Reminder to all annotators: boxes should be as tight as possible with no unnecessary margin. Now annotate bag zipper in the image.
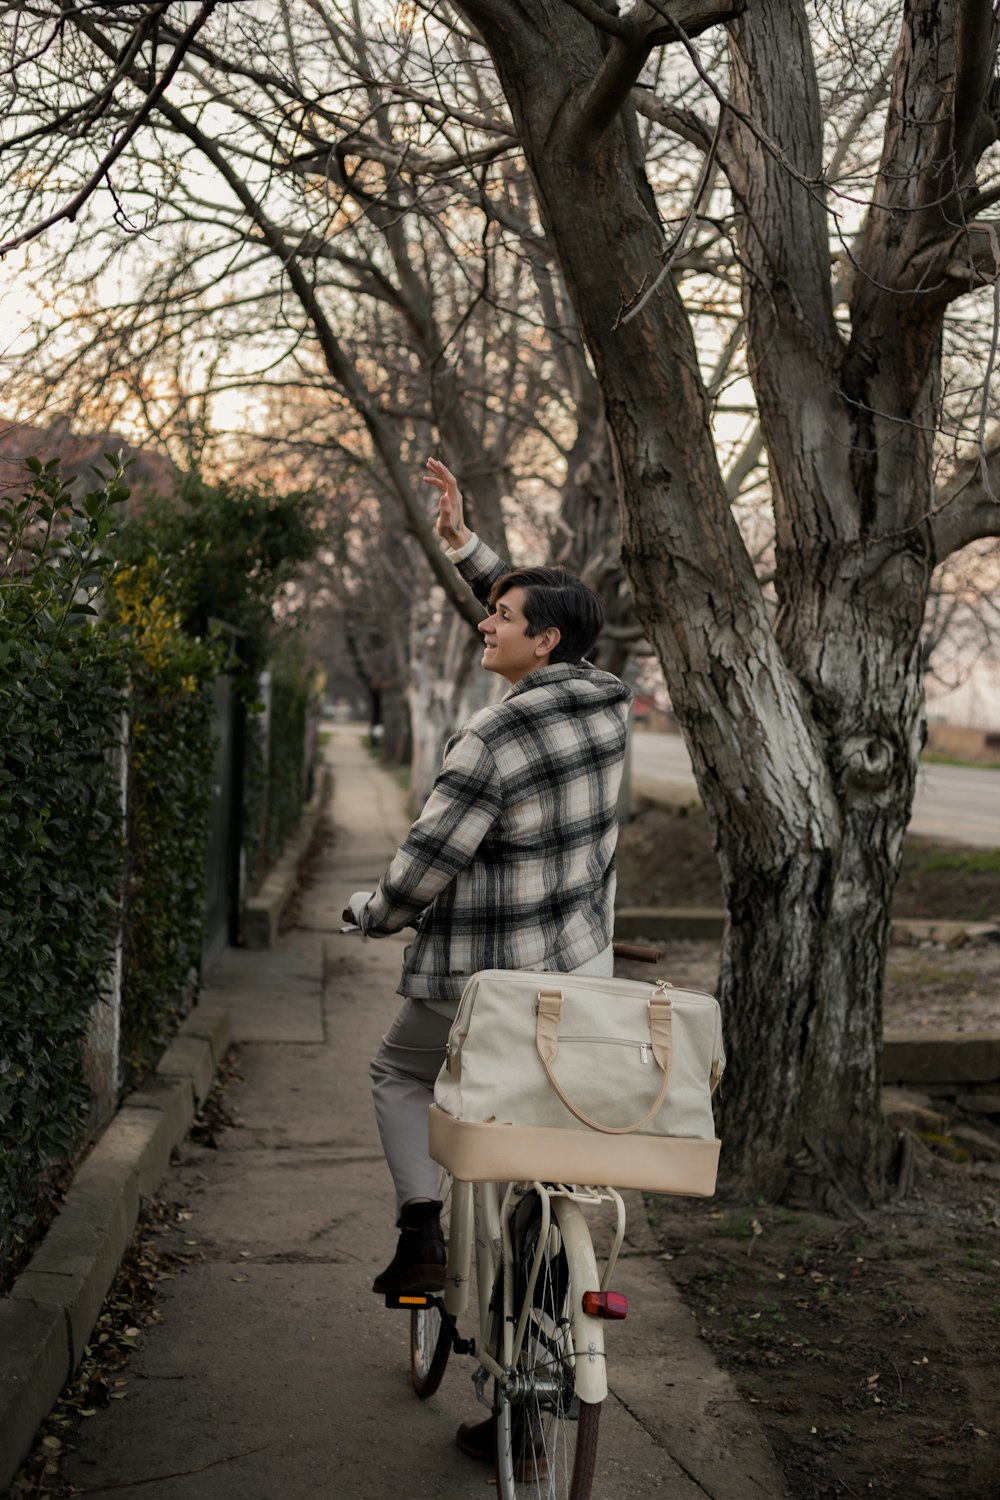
[557,1034,653,1062]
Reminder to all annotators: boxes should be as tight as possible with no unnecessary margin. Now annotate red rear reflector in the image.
[582,1290,629,1320]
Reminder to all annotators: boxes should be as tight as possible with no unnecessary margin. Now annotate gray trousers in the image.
[370,999,454,1222]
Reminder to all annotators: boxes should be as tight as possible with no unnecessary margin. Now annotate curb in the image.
[242,787,325,949]
[883,1031,1000,1088]
[616,905,725,941]
[616,906,1000,950]
[631,772,702,815]
[0,1005,231,1492]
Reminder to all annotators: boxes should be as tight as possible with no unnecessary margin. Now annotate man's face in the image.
[478,586,556,685]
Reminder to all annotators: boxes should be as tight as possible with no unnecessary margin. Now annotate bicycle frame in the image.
[441,1179,627,1406]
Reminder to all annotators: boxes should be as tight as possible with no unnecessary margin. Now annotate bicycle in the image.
[390,1170,628,1500]
[391,941,665,1500]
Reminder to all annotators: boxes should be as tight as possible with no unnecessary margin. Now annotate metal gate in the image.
[202,672,243,977]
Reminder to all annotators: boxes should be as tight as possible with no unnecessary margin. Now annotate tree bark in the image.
[407,606,493,805]
[718,4,937,1204]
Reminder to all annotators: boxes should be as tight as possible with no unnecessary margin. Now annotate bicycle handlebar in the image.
[341,912,662,964]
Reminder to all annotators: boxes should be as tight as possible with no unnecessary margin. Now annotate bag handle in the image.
[534,988,673,1135]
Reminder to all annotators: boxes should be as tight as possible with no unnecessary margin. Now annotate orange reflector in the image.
[398,1295,429,1305]
[582,1290,629,1320]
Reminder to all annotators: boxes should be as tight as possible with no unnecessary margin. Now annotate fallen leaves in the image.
[9,1199,196,1499]
[654,1195,1000,1494]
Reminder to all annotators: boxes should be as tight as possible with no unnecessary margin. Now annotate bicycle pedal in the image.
[384,1291,440,1310]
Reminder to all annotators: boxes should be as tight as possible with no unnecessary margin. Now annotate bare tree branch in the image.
[930,440,1000,559]
[556,0,634,43]
[632,86,717,153]
[0,0,218,256]
[573,0,746,134]
[618,110,722,323]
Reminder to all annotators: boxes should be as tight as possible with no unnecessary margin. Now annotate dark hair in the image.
[488,565,605,664]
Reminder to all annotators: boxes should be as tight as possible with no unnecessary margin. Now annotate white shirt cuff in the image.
[445,532,479,561]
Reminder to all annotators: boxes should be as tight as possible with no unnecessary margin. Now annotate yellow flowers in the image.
[113,561,184,673]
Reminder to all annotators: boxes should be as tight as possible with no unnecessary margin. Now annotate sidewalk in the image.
[52,725,786,1500]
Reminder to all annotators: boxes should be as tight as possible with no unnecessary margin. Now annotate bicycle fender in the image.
[550,1198,608,1404]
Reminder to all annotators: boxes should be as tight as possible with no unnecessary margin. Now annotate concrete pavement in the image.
[50,725,786,1500]
[0,1011,231,1491]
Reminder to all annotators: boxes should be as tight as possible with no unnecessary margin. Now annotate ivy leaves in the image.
[0,456,131,1282]
[0,457,320,1285]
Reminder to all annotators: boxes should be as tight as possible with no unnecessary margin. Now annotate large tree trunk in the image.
[717,7,937,1203]
[456,0,980,1204]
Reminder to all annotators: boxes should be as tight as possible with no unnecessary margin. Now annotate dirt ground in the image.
[615,808,1000,1500]
[616,804,1000,924]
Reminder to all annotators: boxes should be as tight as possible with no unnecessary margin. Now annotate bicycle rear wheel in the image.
[410,1299,451,1398]
[494,1193,600,1500]
[409,1173,452,1398]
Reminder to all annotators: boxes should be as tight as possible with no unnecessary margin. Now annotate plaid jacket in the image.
[358,538,632,1001]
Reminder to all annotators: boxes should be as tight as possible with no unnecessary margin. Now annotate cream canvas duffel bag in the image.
[429,969,725,1196]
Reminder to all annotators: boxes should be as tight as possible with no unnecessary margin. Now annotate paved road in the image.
[631,733,1000,847]
[909,760,1000,845]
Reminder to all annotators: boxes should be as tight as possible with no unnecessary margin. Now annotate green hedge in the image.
[0,459,129,1281]
[267,645,311,862]
[111,559,220,1082]
[0,460,320,1284]
[114,474,320,900]
[241,649,317,896]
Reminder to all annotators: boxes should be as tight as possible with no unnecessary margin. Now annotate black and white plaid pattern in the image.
[359,538,632,1001]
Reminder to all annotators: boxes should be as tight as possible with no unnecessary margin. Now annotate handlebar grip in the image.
[611,940,663,964]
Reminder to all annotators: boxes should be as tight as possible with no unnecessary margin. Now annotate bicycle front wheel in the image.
[494,1193,601,1500]
[409,1172,452,1399]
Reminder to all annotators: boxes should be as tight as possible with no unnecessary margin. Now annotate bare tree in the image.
[0,2,219,252]
[437,0,1000,1205]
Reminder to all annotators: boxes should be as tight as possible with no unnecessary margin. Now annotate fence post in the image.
[82,708,128,1129]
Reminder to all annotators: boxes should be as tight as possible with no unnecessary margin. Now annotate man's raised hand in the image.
[425,457,472,549]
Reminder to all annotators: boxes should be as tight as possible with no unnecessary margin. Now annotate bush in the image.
[115,471,319,687]
[0,457,129,1281]
[0,460,321,1282]
[264,641,316,876]
[113,475,321,897]
[111,561,221,1080]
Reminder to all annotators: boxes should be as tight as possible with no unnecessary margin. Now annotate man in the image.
[345,456,631,1299]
